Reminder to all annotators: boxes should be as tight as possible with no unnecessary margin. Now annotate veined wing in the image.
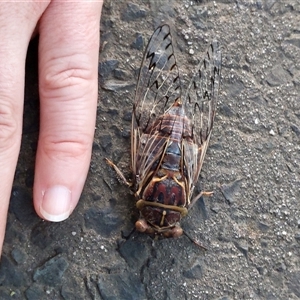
[132,24,182,178]
[183,41,221,201]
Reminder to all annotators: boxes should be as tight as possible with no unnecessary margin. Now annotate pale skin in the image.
[0,1,103,255]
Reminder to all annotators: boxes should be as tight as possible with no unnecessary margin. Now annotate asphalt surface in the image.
[1,0,300,299]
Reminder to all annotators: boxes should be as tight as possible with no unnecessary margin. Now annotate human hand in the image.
[0,1,103,255]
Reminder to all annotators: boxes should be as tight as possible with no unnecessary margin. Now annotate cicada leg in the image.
[189,190,214,209]
[105,158,132,187]
[183,231,208,250]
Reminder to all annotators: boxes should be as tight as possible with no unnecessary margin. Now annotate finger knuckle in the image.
[0,100,19,150]
[41,132,92,161]
[42,55,93,94]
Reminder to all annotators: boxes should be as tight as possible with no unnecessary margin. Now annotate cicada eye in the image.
[163,226,183,238]
[171,226,183,237]
[135,219,148,233]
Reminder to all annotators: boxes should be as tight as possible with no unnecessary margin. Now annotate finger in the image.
[33,1,103,221]
[0,3,49,254]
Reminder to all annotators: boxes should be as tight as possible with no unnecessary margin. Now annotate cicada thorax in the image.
[135,104,193,237]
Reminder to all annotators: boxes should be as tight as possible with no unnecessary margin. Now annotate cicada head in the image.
[135,199,188,238]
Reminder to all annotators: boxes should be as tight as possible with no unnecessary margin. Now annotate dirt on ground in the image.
[1,0,300,299]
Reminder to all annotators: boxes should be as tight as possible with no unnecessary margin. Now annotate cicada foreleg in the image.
[189,190,214,209]
[105,158,132,187]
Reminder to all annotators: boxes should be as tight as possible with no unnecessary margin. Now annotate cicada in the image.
[106,24,221,238]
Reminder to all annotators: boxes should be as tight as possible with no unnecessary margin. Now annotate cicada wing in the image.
[134,131,169,188]
[183,41,221,198]
[182,139,199,204]
[132,24,182,178]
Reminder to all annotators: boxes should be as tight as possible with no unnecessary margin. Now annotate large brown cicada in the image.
[106,24,221,238]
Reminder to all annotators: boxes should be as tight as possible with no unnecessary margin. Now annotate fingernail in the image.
[40,185,72,222]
